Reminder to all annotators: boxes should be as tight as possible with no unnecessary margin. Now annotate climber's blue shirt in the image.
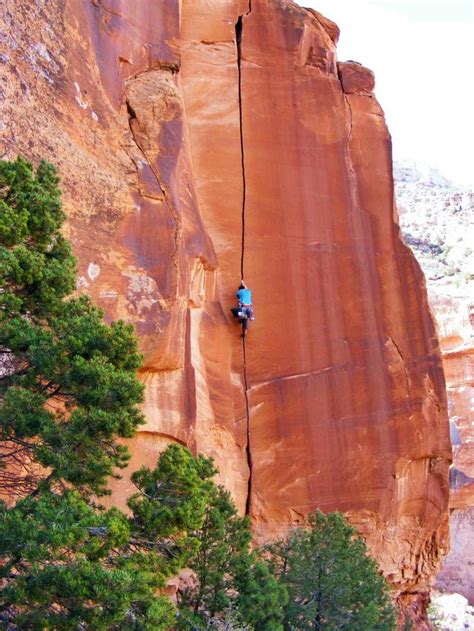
[237,288,252,305]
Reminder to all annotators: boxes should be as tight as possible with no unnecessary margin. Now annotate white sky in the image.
[295,0,474,186]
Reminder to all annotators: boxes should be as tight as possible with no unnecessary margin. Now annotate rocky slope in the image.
[429,591,474,630]
[395,161,473,289]
[396,162,474,605]
[0,0,451,621]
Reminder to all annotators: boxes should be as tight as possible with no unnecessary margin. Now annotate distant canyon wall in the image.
[431,300,473,603]
[396,166,474,604]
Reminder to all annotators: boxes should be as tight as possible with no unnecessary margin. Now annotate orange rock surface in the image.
[0,0,451,619]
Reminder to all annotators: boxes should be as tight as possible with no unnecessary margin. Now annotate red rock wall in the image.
[0,0,451,617]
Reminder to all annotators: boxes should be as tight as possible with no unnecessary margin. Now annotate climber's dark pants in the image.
[231,305,254,320]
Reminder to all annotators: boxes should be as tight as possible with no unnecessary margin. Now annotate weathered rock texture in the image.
[396,165,474,604]
[0,0,451,619]
[428,304,473,605]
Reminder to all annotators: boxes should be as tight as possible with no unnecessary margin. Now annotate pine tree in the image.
[177,485,286,630]
[0,444,217,629]
[266,511,396,631]
[0,491,175,629]
[0,157,144,499]
[234,558,287,631]
[178,485,250,619]
[128,443,218,576]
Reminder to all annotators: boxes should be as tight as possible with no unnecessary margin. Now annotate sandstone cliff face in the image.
[0,0,451,618]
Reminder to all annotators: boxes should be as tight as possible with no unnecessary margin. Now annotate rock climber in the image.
[231,280,255,328]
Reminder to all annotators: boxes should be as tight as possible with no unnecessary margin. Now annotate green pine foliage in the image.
[178,485,251,619]
[234,558,287,631]
[0,157,144,498]
[128,444,218,577]
[0,157,76,318]
[0,443,220,629]
[177,485,286,630]
[266,511,397,630]
[0,491,175,629]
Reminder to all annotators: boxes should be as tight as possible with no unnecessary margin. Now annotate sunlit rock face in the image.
[396,163,474,605]
[1,0,450,619]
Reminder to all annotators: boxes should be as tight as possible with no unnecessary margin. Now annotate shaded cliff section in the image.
[432,300,474,603]
[396,167,474,603]
[0,0,451,622]
[438,335,474,603]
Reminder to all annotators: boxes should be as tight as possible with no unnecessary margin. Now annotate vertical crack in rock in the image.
[342,93,355,179]
[242,333,252,516]
[235,1,252,516]
[235,15,246,281]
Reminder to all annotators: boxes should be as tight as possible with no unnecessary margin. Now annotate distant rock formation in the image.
[430,591,474,630]
[394,160,453,188]
[396,160,473,287]
[396,162,474,604]
[1,1,451,622]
